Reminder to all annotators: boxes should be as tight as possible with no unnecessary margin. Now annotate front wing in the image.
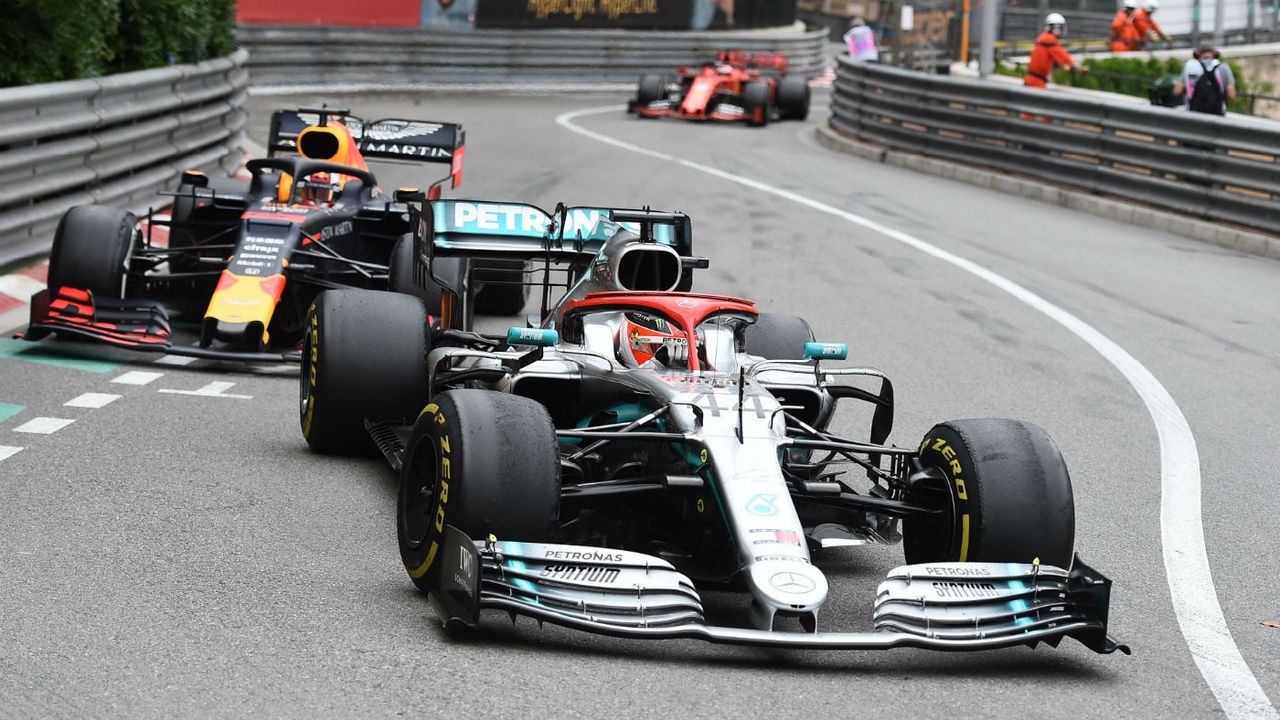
[22,287,300,363]
[427,526,1130,654]
[629,98,749,123]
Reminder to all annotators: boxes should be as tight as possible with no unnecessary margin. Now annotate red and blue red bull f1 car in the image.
[21,107,463,362]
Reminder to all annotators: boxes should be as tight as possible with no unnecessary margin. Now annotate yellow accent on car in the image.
[409,540,439,579]
[204,271,286,340]
[959,513,970,562]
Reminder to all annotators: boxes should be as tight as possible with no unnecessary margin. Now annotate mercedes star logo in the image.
[770,571,816,594]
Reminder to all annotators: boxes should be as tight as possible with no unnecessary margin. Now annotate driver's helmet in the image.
[617,312,691,369]
[296,172,337,205]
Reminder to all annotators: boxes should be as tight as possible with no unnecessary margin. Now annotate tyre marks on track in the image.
[554,105,1277,720]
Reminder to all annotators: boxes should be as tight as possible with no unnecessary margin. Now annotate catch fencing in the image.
[0,50,247,267]
[236,24,828,85]
[829,58,1280,235]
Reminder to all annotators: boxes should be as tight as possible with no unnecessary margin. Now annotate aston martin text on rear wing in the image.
[427,200,692,261]
[268,110,465,165]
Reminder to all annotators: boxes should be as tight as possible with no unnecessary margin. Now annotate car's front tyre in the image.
[904,418,1075,568]
[398,389,561,591]
[300,289,431,455]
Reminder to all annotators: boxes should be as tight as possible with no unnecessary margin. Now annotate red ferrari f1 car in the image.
[629,51,810,127]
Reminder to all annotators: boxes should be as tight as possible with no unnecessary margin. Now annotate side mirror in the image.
[803,342,848,361]
[180,170,209,188]
[396,187,426,203]
[507,327,558,347]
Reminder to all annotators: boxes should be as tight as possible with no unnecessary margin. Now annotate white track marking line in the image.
[157,381,252,400]
[13,417,74,434]
[154,354,197,367]
[556,105,1277,720]
[64,393,121,409]
[0,446,21,462]
[0,273,45,299]
[111,370,164,386]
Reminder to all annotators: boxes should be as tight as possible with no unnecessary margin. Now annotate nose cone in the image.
[746,560,829,615]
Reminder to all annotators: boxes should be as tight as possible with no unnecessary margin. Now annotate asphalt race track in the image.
[1,89,1277,718]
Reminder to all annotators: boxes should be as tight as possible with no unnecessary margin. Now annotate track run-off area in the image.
[1,90,1277,718]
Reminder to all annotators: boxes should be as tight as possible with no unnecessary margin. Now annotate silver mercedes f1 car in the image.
[298,199,1128,655]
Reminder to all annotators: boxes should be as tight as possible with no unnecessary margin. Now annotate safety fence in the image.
[829,58,1280,235]
[0,50,247,267]
[236,24,829,86]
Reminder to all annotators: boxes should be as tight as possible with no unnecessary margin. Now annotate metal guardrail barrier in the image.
[0,49,247,267]
[236,25,829,85]
[829,58,1280,235]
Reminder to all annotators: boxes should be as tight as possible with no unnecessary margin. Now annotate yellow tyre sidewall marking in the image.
[408,403,449,579]
[922,435,972,562]
[302,312,319,438]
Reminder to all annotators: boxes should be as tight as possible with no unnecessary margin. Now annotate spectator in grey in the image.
[422,0,475,29]
[1173,42,1236,115]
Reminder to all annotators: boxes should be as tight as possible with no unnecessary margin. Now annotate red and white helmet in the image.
[618,312,689,369]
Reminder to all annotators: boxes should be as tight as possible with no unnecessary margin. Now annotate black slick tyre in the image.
[398,389,561,591]
[904,419,1075,568]
[636,74,667,110]
[48,205,136,298]
[389,233,449,318]
[300,289,430,455]
[776,75,811,120]
[745,312,814,359]
[743,81,772,127]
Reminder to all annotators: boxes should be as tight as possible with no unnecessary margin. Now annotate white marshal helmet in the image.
[1122,0,1137,8]
[1046,12,1066,25]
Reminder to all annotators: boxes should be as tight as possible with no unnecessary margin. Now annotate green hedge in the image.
[0,0,236,88]
[997,56,1254,114]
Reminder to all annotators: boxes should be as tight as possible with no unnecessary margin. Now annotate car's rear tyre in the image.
[398,389,561,591]
[743,81,773,127]
[472,260,530,316]
[776,75,811,120]
[390,233,445,319]
[300,289,431,455]
[745,312,814,359]
[49,205,136,298]
[636,74,668,111]
[904,419,1075,568]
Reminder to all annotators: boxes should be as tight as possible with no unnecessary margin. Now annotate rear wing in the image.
[267,108,465,195]
[426,201,693,261]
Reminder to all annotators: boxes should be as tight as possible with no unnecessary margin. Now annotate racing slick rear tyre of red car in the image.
[635,74,668,114]
[904,419,1075,569]
[300,289,431,455]
[398,389,561,591]
[776,75,811,121]
[48,205,136,298]
[743,81,773,127]
[745,312,815,359]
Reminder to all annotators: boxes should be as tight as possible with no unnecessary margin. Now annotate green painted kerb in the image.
[0,338,120,373]
[0,403,23,423]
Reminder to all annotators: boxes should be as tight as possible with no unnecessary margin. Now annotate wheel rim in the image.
[299,321,316,421]
[400,432,440,550]
[904,466,959,561]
